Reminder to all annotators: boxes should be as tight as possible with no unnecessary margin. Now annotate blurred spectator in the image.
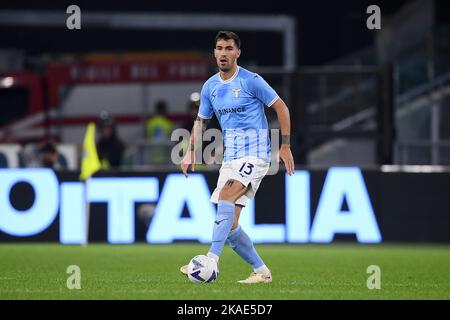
[40,142,59,169]
[97,111,125,168]
[39,142,68,170]
[145,100,174,164]
[146,100,174,142]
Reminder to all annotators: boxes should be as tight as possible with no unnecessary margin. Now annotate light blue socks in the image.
[208,201,269,274]
[209,200,235,257]
[227,225,265,269]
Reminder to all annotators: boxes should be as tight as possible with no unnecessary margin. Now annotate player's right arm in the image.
[181,83,213,177]
[181,117,210,177]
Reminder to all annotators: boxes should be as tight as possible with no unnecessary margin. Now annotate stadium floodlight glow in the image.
[190,92,200,102]
[0,169,59,236]
[0,77,14,88]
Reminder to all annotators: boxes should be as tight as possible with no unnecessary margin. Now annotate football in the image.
[187,255,218,283]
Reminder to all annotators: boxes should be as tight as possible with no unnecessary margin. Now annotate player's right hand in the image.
[181,150,196,177]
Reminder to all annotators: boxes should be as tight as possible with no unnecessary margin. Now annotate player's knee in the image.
[218,187,234,201]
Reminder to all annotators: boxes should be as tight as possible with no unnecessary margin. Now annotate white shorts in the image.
[210,156,270,207]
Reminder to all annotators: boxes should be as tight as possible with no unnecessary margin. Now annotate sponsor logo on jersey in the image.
[218,106,246,116]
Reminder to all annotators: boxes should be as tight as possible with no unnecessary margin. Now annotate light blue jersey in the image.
[198,66,279,162]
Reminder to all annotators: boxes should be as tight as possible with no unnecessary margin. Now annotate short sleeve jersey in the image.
[198,66,279,162]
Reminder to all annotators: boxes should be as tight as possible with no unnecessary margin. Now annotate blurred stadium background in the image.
[0,0,449,300]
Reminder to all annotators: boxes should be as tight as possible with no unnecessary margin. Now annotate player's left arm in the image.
[271,98,295,175]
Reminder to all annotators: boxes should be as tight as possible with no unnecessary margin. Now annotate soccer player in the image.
[180,30,294,284]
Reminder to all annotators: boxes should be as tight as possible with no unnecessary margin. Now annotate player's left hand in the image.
[277,145,295,175]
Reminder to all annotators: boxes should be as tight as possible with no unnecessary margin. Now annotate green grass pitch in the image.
[0,243,449,299]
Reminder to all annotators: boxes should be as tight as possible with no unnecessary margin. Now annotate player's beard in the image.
[217,58,234,73]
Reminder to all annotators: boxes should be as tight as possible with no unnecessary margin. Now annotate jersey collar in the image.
[219,66,240,84]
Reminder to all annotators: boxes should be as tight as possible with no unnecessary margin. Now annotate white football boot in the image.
[180,265,188,275]
[237,272,272,284]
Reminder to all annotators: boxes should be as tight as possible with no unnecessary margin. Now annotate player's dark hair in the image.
[215,30,241,49]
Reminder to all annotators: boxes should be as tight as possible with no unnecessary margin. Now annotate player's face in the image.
[214,39,241,72]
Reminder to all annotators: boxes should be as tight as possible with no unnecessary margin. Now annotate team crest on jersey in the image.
[231,88,241,98]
